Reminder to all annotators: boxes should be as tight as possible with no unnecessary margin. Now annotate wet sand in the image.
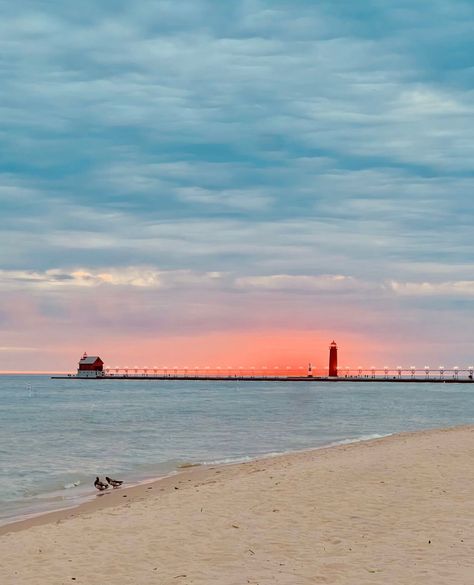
[2,426,474,584]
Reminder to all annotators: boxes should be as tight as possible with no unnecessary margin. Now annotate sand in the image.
[2,426,474,584]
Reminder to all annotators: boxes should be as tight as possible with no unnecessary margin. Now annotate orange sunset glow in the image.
[0,330,394,375]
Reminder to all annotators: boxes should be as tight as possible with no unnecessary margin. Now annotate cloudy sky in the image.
[1,0,473,371]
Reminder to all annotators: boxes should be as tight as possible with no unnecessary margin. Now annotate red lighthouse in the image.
[329,341,338,377]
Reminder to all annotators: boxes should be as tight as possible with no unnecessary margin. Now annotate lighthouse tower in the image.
[329,341,338,377]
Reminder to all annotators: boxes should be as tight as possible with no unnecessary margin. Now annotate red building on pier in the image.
[77,353,104,377]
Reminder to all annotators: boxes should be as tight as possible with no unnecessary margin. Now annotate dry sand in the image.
[1,426,474,584]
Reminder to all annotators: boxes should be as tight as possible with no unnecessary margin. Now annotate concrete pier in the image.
[52,374,474,383]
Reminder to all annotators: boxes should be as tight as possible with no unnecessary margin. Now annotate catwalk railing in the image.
[99,366,474,381]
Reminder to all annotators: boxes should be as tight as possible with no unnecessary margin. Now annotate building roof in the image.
[79,356,103,365]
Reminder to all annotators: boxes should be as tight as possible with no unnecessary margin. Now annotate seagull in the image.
[94,476,109,491]
[106,476,123,488]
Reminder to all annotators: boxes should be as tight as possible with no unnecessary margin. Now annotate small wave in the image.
[63,481,81,489]
[326,433,392,447]
[202,455,254,465]
[200,435,392,467]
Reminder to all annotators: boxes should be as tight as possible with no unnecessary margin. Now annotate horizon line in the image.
[0,371,70,375]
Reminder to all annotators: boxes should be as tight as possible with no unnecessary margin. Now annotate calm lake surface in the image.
[1,375,474,525]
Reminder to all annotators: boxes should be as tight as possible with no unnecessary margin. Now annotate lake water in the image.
[1,375,474,525]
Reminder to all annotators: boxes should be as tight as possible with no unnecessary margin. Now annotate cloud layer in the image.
[1,1,474,369]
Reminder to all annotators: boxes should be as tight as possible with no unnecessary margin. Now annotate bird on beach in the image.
[106,476,123,488]
[94,476,109,491]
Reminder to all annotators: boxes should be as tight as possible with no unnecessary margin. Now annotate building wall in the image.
[77,369,104,378]
[78,364,103,371]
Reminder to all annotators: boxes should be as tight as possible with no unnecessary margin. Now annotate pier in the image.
[53,365,474,383]
[52,347,474,383]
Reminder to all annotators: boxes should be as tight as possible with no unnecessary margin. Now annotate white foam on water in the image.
[200,433,392,467]
[201,455,254,465]
[326,433,392,448]
[63,481,81,489]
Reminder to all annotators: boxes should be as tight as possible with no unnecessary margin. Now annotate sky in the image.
[1,0,474,372]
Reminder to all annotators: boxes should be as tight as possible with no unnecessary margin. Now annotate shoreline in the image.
[0,464,214,536]
[2,424,474,584]
[0,424,465,537]
[0,432,389,535]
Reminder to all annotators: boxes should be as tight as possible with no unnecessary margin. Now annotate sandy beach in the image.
[1,426,474,584]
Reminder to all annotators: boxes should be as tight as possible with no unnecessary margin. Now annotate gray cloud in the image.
[1,1,474,367]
